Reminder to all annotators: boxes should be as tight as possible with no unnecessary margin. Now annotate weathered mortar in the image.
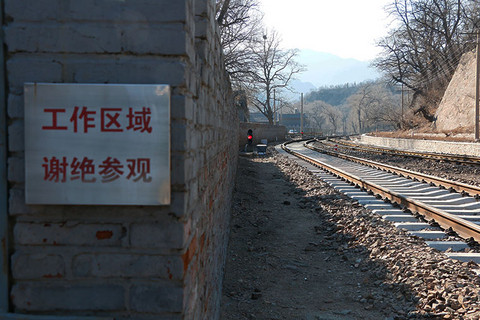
[4,0,238,319]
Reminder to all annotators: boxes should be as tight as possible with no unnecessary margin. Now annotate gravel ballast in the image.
[221,150,480,319]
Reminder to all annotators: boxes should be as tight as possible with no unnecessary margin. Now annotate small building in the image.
[279,109,308,132]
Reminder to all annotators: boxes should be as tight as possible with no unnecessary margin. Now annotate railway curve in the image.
[282,139,480,255]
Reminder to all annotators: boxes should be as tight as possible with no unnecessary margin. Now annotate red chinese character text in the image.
[126,107,152,133]
[71,157,96,182]
[126,158,152,182]
[70,106,96,133]
[98,157,124,182]
[42,156,68,182]
[42,109,68,130]
[101,108,123,132]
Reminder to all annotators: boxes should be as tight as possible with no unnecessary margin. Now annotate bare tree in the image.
[363,85,402,130]
[248,30,305,124]
[344,82,402,133]
[305,102,326,132]
[346,83,378,134]
[308,101,341,135]
[323,105,342,134]
[347,111,359,134]
[216,0,263,89]
[374,0,479,125]
[216,0,231,25]
[216,2,305,123]
[339,105,350,135]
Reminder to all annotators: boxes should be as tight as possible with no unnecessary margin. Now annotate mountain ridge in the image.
[295,49,380,88]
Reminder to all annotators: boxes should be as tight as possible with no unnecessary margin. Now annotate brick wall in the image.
[4,0,237,319]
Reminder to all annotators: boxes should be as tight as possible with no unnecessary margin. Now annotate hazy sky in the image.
[260,0,393,61]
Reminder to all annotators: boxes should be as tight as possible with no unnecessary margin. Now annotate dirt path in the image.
[220,153,417,320]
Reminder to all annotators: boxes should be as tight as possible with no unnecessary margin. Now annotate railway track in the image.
[308,139,480,198]
[281,140,480,261]
[324,137,480,166]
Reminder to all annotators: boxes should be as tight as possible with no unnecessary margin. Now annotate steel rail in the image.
[327,138,480,165]
[306,140,480,198]
[282,141,480,243]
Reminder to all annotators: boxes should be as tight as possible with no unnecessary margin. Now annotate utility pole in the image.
[279,100,282,125]
[401,83,404,130]
[301,93,304,136]
[476,29,480,141]
[273,89,276,125]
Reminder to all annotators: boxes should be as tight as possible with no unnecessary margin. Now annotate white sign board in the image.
[24,83,170,205]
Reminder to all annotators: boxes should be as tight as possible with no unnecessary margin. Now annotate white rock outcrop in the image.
[435,51,476,132]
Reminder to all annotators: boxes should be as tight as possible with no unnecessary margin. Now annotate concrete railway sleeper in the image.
[281,140,480,263]
[307,139,480,198]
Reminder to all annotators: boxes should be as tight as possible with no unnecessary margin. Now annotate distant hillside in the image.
[289,79,316,95]
[304,83,361,106]
[282,79,316,101]
[296,49,380,88]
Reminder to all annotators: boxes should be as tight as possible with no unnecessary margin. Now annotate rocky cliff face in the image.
[435,51,476,132]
